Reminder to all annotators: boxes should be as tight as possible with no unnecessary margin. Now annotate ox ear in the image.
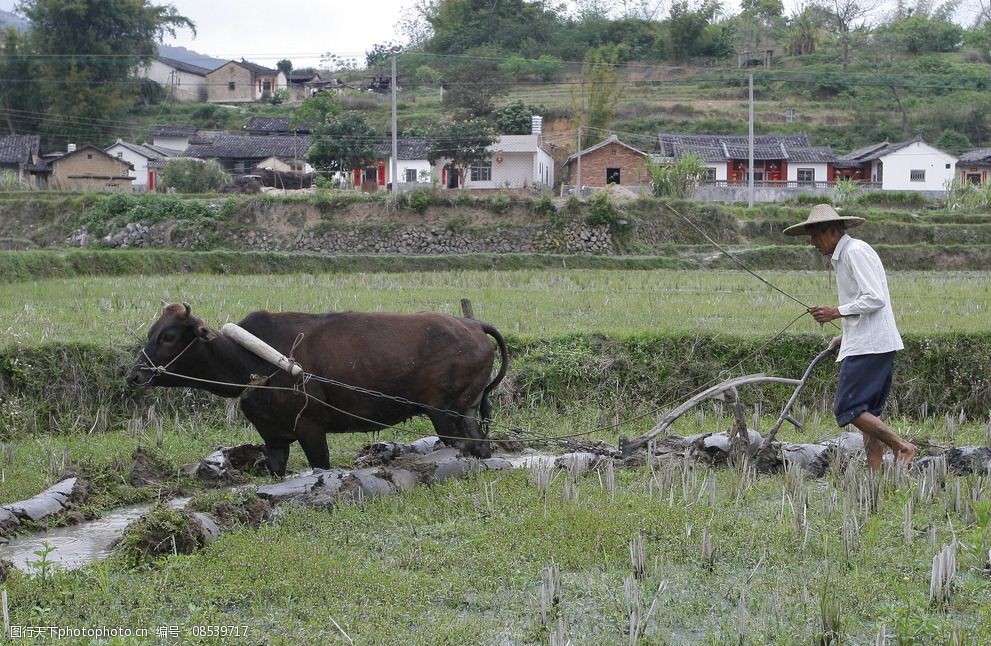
[193,321,217,342]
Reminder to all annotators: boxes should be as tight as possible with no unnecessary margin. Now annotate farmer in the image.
[784,204,916,470]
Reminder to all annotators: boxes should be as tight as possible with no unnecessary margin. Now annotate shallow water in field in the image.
[2,498,189,574]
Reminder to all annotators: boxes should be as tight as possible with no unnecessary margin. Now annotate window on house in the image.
[228,81,236,91]
[797,168,815,183]
[606,168,621,184]
[910,169,925,182]
[703,168,716,182]
[117,152,124,159]
[470,161,492,182]
[404,168,418,183]
[263,80,272,92]
[233,161,245,174]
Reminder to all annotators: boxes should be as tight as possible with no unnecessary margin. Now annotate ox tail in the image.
[479,322,509,430]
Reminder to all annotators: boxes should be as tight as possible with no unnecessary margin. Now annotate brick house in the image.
[205,59,287,103]
[564,134,652,191]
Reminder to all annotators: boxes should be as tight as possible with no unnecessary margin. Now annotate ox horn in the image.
[182,302,192,319]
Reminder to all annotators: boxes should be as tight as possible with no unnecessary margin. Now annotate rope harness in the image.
[136,208,830,448]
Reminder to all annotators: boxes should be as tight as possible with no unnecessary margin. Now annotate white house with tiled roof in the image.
[141,57,214,102]
[657,132,837,185]
[837,137,956,192]
[105,139,181,191]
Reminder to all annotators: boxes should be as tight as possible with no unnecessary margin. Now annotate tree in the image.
[648,153,707,198]
[666,0,734,63]
[440,45,510,118]
[0,27,39,134]
[159,159,228,193]
[276,58,293,76]
[424,0,563,57]
[20,0,193,144]
[786,4,828,55]
[294,92,342,126]
[821,0,883,72]
[426,119,496,189]
[492,101,546,134]
[306,114,380,178]
[571,46,624,143]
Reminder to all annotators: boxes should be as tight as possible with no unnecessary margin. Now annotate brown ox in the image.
[126,304,509,476]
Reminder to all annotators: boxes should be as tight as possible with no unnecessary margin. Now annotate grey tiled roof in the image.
[151,125,198,137]
[958,148,991,164]
[839,137,925,162]
[107,140,181,160]
[658,132,812,157]
[157,56,213,76]
[373,138,430,160]
[235,59,278,76]
[184,134,311,159]
[243,117,313,134]
[565,134,649,165]
[658,132,834,163]
[0,134,40,164]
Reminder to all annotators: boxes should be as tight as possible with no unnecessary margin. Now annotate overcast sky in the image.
[0,0,412,68]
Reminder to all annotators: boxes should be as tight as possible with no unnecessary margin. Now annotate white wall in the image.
[705,164,727,181]
[152,135,190,151]
[881,142,957,192]
[105,143,146,189]
[786,163,829,183]
[143,60,207,102]
[388,159,432,185]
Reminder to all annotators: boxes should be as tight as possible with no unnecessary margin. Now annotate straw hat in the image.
[783,204,865,236]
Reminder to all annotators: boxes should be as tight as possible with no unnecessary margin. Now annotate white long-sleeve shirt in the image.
[831,234,904,361]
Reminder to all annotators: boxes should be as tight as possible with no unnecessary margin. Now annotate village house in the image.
[45,144,134,191]
[348,138,431,193]
[435,118,554,193]
[563,134,652,193]
[183,134,311,176]
[205,60,287,103]
[836,137,957,195]
[657,132,837,186]
[150,125,201,151]
[0,134,41,187]
[955,149,991,186]
[105,139,181,191]
[140,56,213,102]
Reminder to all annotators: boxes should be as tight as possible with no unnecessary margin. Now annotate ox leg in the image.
[297,431,331,471]
[429,411,491,459]
[264,441,291,477]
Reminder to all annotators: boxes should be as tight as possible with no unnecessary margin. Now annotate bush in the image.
[405,189,431,214]
[159,159,229,194]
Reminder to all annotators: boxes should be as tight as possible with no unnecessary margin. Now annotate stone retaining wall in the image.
[69,220,618,255]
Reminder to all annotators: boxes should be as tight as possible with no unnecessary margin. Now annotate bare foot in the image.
[895,443,917,463]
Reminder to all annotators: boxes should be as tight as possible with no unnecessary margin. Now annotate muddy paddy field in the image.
[1,268,991,644]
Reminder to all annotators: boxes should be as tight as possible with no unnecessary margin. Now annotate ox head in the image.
[126,302,217,388]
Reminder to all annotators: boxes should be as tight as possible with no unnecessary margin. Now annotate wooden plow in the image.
[619,347,839,471]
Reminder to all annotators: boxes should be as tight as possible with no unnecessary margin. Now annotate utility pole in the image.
[748,73,754,209]
[576,125,582,197]
[390,48,399,193]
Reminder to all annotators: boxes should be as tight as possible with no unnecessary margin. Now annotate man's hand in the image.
[808,305,841,323]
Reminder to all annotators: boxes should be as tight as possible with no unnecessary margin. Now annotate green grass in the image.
[3,453,989,644]
[1,269,989,349]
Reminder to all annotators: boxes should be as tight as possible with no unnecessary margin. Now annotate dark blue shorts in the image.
[833,351,896,427]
